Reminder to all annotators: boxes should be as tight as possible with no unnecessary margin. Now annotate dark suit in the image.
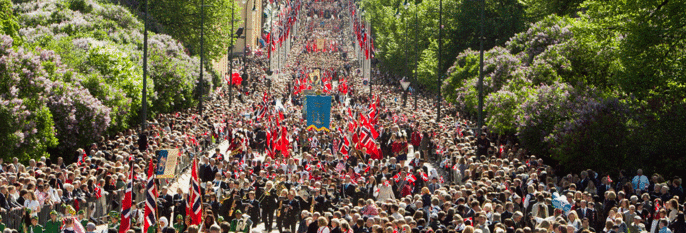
[260,188,277,231]
[597,184,611,202]
[173,193,187,219]
[0,193,9,210]
[341,183,356,200]
[501,211,513,221]
[159,193,173,220]
[244,199,260,227]
[284,198,300,233]
[202,165,217,183]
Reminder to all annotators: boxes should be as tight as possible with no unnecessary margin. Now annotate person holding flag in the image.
[119,161,134,233]
[144,158,158,233]
[188,157,204,226]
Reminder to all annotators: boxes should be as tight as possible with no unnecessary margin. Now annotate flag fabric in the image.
[144,159,158,233]
[94,185,102,199]
[77,152,87,166]
[119,163,134,233]
[406,174,417,184]
[339,136,350,155]
[71,217,86,233]
[189,158,203,225]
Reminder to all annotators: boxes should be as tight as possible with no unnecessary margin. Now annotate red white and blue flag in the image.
[119,163,134,233]
[189,158,203,225]
[144,159,158,233]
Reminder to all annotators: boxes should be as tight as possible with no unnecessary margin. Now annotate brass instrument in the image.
[258,187,272,202]
[276,198,284,217]
[228,190,237,217]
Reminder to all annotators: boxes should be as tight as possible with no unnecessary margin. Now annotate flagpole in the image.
[197,156,204,225]
[153,161,159,233]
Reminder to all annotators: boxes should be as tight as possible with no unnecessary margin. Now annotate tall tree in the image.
[149,0,241,61]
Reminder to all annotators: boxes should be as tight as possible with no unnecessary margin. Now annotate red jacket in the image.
[411,132,422,147]
[401,183,413,197]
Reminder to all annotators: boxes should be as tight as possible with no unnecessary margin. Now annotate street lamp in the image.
[477,0,485,135]
[362,9,372,100]
[413,0,418,110]
[242,0,249,87]
[400,2,409,107]
[198,0,207,117]
[139,0,149,150]
[228,0,237,107]
[435,0,444,123]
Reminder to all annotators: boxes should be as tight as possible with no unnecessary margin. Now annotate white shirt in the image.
[318,226,330,233]
[24,199,40,213]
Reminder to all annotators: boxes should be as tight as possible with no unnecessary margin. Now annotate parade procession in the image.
[1,0,685,231]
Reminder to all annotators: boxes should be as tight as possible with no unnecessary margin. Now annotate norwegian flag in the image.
[359,125,373,147]
[336,162,346,173]
[119,163,134,233]
[392,174,400,182]
[188,158,203,225]
[367,101,378,123]
[339,136,350,156]
[440,176,445,184]
[144,159,158,233]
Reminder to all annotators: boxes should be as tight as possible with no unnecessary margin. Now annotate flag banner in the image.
[155,149,179,178]
[316,39,326,52]
[306,95,332,131]
[309,68,322,86]
[189,158,203,225]
[144,158,157,233]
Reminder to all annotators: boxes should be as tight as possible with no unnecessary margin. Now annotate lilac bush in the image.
[514,82,575,156]
[543,89,631,170]
[12,0,211,136]
[505,15,573,65]
[0,35,59,161]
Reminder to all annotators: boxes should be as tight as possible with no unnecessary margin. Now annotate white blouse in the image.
[318,226,330,233]
[376,184,395,203]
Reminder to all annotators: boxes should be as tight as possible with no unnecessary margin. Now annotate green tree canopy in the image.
[149,0,242,61]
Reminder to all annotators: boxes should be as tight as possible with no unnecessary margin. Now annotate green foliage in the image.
[69,0,93,13]
[0,36,59,162]
[416,39,439,91]
[364,0,528,93]
[576,0,686,100]
[438,1,686,175]
[85,44,146,131]
[0,0,20,43]
[443,49,479,106]
[545,96,633,173]
[520,0,585,21]
[148,0,241,61]
[5,0,211,159]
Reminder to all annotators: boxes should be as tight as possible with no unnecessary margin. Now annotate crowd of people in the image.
[1,0,685,233]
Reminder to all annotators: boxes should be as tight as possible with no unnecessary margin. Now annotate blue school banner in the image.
[155,149,179,178]
[306,95,332,131]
